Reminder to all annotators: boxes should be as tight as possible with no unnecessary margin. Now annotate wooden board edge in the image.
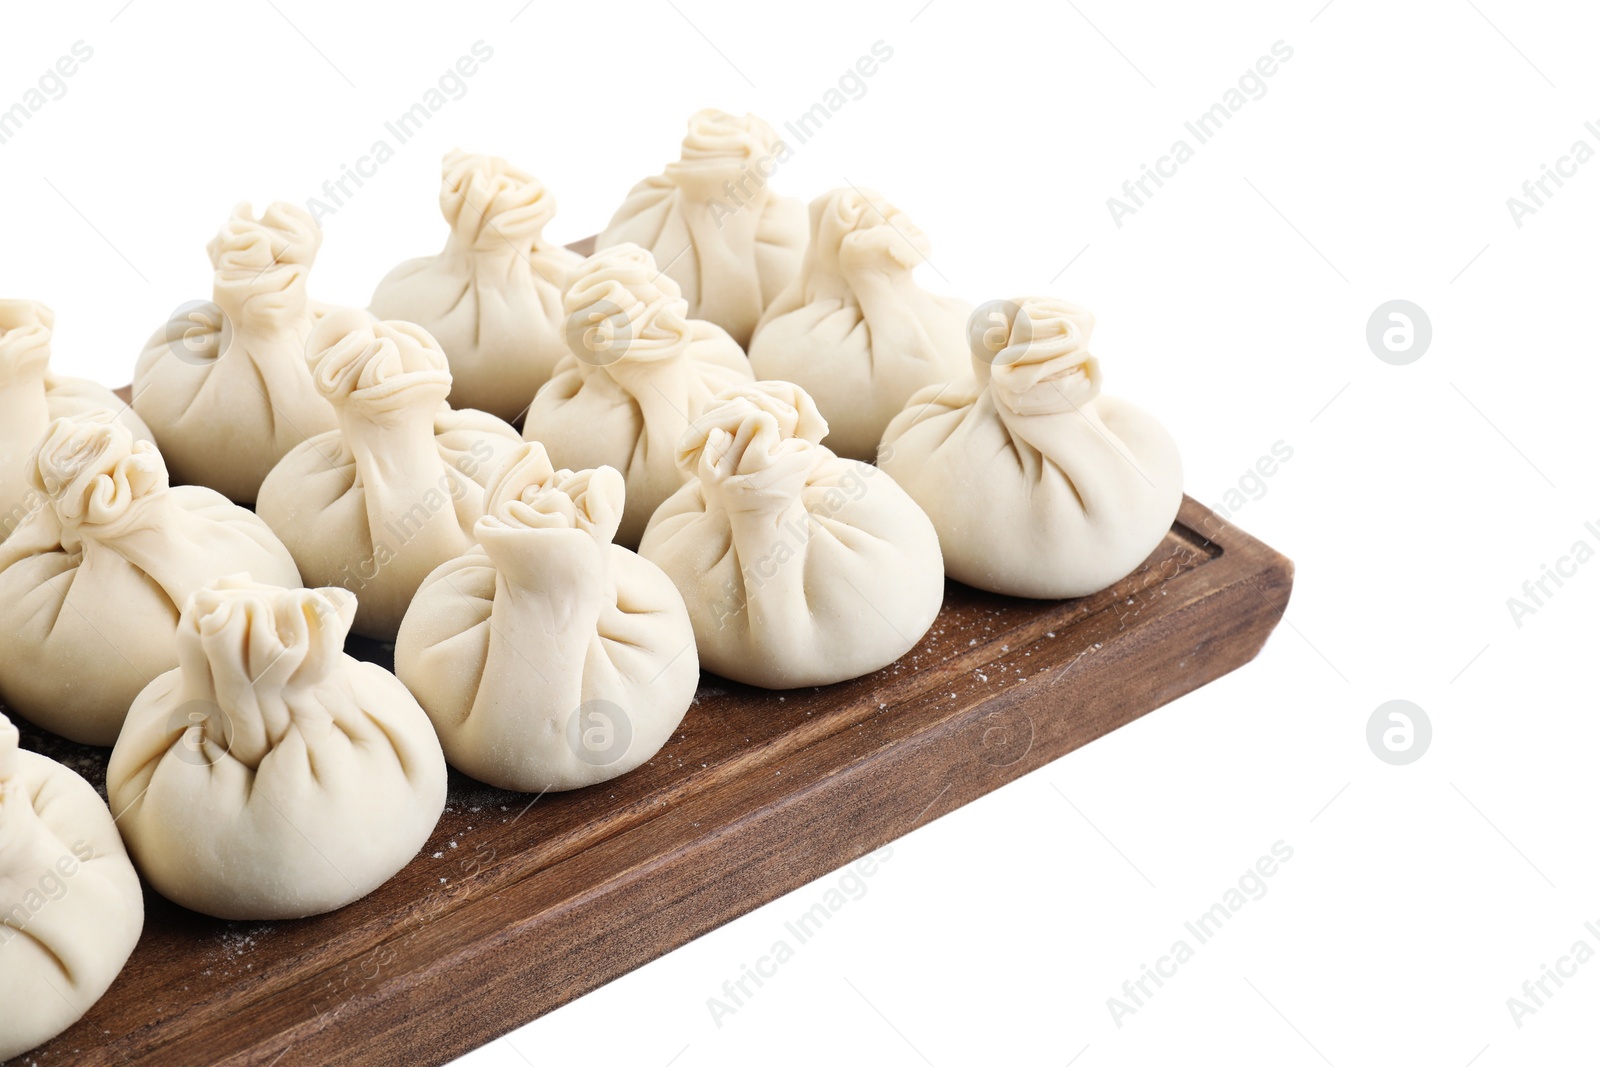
[136,516,1294,1066]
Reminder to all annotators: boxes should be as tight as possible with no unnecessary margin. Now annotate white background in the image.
[4,1,1597,1064]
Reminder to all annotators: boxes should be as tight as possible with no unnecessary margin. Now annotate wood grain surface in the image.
[8,496,1293,1066]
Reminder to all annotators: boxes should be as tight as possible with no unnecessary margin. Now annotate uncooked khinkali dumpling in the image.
[396,443,697,791]
[523,242,752,546]
[370,150,584,423]
[597,109,806,347]
[256,310,522,640]
[0,300,152,541]
[132,202,341,503]
[0,714,144,1062]
[0,415,301,745]
[748,188,972,461]
[107,577,447,920]
[879,296,1183,599]
[639,381,943,688]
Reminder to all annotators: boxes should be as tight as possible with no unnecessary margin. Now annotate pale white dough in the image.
[107,577,447,920]
[256,310,523,640]
[369,150,584,423]
[0,300,152,541]
[597,109,806,347]
[522,242,753,547]
[0,415,302,745]
[879,296,1184,599]
[131,202,345,504]
[0,714,144,1061]
[639,381,944,688]
[395,443,698,792]
[748,187,972,461]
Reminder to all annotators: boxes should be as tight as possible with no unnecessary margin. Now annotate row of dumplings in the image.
[0,108,1183,1059]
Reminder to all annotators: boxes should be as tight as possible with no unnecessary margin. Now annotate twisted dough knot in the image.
[207,202,322,277]
[481,441,626,545]
[676,380,829,482]
[972,296,1103,416]
[30,415,166,532]
[440,150,560,252]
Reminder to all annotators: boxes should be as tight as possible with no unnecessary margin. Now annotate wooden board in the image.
[8,495,1292,1066]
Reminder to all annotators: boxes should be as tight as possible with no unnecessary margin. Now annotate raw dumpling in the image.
[132,202,341,504]
[639,381,943,688]
[370,150,583,423]
[0,300,152,541]
[107,577,448,920]
[0,714,143,1062]
[396,443,698,792]
[879,296,1183,599]
[522,242,752,546]
[748,188,971,461]
[256,309,523,640]
[0,415,301,745]
[597,109,806,347]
